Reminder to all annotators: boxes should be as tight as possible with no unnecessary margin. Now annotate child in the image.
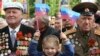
[28,31,74,56]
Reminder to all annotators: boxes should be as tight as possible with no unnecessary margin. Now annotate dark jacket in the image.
[0,24,35,52]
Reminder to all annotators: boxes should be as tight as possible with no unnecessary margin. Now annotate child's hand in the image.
[33,30,40,40]
[60,32,69,42]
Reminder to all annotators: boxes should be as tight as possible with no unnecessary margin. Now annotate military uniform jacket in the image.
[64,27,100,56]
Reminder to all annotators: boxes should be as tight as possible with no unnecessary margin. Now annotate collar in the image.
[9,24,21,33]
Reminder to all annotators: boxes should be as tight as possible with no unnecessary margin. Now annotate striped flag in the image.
[60,7,80,20]
[60,7,70,20]
[0,0,2,8]
[35,3,50,18]
[60,7,80,25]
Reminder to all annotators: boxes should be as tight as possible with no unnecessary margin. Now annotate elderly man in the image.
[0,2,35,56]
[65,2,100,56]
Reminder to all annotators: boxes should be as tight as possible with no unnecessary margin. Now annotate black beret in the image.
[72,2,98,16]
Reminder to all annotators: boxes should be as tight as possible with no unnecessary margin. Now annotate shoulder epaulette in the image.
[64,29,76,35]
[95,27,100,36]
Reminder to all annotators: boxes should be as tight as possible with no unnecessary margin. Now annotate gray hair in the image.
[39,16,49,26]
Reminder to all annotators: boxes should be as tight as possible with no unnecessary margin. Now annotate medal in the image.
[25,37,28,40]
[95,41,99,47]
[78,43,81,46]
[28,38,31,41]
[69,35,73,39]
[75,41,78,45]
[17,41,20,46]
[4,52,7,56]
[8,50,11,54]
[5,34,8,38]
[0,53,4,56]
[6,45,9,49]
[5,38,8,42]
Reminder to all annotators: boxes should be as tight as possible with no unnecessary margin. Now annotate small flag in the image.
[60,7,70,20]
[0,0,2,8]
[60,7,80,26]
[60,7,80,20]
[34,3,50,18]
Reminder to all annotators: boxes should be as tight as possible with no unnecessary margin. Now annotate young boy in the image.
[28,31,74,56]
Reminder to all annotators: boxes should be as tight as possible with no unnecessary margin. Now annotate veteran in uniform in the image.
[64,2,100,56]
[0,2,35,56]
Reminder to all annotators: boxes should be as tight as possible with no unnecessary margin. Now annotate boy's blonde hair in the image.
[42,35,60,47]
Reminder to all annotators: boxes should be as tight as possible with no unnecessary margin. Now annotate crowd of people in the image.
[0,1,100,56]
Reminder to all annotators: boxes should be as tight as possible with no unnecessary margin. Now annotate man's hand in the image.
[60,32,69,42]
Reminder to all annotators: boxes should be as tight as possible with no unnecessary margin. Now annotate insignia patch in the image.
[95,41,99,47]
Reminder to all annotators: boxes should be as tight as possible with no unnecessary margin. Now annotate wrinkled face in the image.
[62,19,72,29]
[62,19,67,28]
[77,15,95,32]
[42,43,59,56]
[65,19,73,28]
[33,19,45,30]
[5,8,22,26]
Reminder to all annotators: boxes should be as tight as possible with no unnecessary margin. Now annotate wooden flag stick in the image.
[36,18,39,31]
[60,19,62,32]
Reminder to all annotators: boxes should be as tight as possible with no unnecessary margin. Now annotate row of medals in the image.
[68,34,99,55]
[0,32,32,56]
[17,35,32,56]
[0,32,11,56]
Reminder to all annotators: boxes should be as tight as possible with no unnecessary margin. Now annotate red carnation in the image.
[17,31,24,40]
[88,38,95,47]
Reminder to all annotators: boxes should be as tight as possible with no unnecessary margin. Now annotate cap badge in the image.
[85,8,90,12]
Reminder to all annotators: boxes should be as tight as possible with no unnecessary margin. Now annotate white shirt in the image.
[9,24,21,38]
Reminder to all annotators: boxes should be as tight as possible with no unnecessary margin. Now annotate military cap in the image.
[3,2,24,12]
[72,2,98,16]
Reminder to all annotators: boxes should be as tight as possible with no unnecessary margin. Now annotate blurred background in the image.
[0,0,100,19]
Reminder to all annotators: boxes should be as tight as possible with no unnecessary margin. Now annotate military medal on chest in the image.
[87,38,100,56]
[0,32,11,56]
[16,31,32,56]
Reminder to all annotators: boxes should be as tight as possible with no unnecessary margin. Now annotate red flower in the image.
[17,31,24,40]
[88,38,95,47]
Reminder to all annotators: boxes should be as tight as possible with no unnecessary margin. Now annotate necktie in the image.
[11,30,16,47]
